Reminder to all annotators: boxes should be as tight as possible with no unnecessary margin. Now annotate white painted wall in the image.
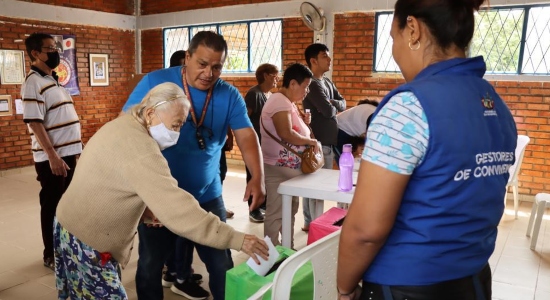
[0,0,135,30]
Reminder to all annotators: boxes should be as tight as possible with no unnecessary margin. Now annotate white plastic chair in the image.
[248,230,341,300]
[506,135,530,219]
[526,193,550,250]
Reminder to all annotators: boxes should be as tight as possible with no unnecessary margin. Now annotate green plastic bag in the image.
[225,246,314,300]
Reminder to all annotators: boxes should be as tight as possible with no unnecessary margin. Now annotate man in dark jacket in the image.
[302,43,346,230]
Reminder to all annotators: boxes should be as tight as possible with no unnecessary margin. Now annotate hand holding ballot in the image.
[242,234,270,265]
[247,236,280,276]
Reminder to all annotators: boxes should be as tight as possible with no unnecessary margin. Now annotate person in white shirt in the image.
[21,32,82,270]
[335,99,378,164]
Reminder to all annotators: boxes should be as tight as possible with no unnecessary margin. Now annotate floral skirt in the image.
[53,218,127,300]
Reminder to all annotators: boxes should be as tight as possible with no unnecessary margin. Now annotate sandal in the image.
[301,226,309,232]
[43,257,55,271]
[226,209,235,219]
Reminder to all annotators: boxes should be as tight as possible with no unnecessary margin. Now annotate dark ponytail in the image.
[464,0,486,11]
[394,0,487,51]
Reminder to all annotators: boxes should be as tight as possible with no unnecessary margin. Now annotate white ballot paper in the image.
[246,236,281,276]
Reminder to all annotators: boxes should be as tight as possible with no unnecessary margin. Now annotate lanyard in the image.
[182,67,213,127]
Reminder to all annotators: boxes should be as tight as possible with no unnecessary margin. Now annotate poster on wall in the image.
[0,50,25,84]
[0,95,12,116]
[52,34,80,96]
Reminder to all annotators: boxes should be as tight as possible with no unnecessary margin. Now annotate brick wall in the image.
[0,16,135,170]
[221,77,258,162]
[139,18,311,162]
[332,13,403,107]
[282,18,314,66]
[138,8,550,197]
[141,18,310,71]
[141,29,163,73]
[202,18,312,163]
[332,12,550,196]
[140,0,288,15]
[17,0,135,15]
[495,81,550,196]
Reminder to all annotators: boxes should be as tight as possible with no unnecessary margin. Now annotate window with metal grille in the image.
[522,6,550,74]
[163,19,282,73]
[374,12,399,73]
[373,4,550,75]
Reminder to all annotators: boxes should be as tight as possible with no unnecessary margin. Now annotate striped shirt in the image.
[362,92,430,175]
[21,66,82,162]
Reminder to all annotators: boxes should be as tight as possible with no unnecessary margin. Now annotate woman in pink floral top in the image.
[260,63,320,247]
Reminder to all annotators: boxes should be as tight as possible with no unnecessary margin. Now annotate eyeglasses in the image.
[41,46,62,53]
[194,125,213,151]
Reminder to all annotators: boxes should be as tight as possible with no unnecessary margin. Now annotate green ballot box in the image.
[225,246,314,299]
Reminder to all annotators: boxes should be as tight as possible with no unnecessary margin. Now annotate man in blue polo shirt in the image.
[122,31,265,300]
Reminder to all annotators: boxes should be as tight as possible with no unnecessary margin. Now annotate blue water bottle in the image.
[338,144,354,192]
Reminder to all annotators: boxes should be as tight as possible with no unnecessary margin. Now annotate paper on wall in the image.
[15,99,23,114]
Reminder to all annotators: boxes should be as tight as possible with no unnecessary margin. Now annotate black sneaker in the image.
[162,272,176,288]
[163,272,203,287]
[191,273,203,283]
[170,280,209,299]
[249,209,265,223]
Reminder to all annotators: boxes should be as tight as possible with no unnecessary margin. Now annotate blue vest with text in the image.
[363,57,517,285]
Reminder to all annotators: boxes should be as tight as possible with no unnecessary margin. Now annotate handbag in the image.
[261,118,324,174]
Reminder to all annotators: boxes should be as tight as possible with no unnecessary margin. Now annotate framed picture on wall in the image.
[0,95,12,116]
[89,53,109,86]
[0,50,25,85]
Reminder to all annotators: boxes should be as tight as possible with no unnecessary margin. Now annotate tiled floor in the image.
[0,165,549,300]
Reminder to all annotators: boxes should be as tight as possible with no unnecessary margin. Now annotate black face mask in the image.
[44,51,60,69]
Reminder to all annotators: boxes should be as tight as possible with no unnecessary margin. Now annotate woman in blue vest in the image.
[337,0,517,299]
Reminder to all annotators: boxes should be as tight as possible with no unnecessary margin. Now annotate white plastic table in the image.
[277,168,356,247]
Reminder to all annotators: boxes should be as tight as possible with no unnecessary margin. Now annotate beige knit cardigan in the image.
[56,114,245,267]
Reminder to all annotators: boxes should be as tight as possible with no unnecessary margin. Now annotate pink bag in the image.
[307,207,347,245]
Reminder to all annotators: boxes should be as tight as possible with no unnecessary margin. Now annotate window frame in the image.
[373,11,398,74]
[163,18,283,74]
[373,4,550,76]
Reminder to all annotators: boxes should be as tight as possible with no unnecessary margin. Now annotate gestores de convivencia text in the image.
[454,151,514,181]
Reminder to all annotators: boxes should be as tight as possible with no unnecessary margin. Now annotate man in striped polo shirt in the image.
[22,33,82,270]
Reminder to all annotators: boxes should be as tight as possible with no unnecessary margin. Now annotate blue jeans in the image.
[136,196,233,300]
[167,196,233,300]
[136,224,177,300]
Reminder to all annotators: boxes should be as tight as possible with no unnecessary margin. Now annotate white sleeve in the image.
[362,92,430,175]
[22,75,46,123]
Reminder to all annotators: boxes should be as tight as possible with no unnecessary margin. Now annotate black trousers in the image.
[35,155,77,259]
[220,149,228,182]
[360,264,492,300]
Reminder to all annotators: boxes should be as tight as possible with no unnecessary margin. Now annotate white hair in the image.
[130,82,189,127]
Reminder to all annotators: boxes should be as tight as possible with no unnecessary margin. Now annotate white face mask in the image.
[149,122,180,150]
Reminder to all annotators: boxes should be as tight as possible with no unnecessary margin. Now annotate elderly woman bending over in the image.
[54,82,268,299]
[260,63,319,247]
